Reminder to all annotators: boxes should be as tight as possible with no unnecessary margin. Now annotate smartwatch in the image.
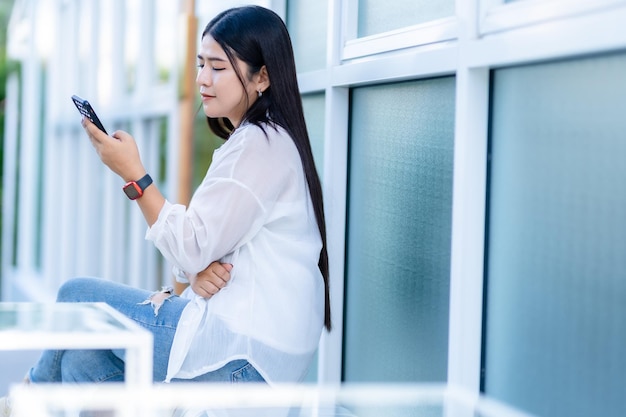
[123,174,153,200]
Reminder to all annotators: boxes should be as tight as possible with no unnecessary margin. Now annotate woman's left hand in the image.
[82,117,146,182]
[190,262,233,299]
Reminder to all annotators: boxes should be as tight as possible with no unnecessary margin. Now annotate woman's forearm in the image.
[135,183,167,226]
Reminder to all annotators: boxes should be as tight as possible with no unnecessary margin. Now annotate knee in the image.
[56,277,99,302]
[61,350,124,383]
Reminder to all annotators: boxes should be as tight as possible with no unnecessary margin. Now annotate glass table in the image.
[0,302,153,387]
[8,382,538,417]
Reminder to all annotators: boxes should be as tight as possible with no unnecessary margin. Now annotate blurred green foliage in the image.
[1,0,12,165]
[1,0,15,261]
[192,105,225,189]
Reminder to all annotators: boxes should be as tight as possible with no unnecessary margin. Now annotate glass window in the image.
[97,1,116,102]
[302,93,326,177]
[295,92,325,382]
[154,0,177,84]
[344,78,455,382]
[124,0,141,92]
[286,0,327,72]
[484,52,626,417]
[357,0,454,38]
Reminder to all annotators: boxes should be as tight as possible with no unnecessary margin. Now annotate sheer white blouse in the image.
[145,123,325,384]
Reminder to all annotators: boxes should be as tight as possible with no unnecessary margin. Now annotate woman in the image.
[2,5,330,407]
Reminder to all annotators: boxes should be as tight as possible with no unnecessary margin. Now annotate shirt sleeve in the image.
[145,125,292,274]
[171,264,193,283]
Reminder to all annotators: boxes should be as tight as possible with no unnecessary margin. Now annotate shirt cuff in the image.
[144,199,175,242]
[172,265,193,284]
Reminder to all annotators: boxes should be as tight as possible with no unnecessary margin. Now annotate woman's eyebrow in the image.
[197,54,228,62]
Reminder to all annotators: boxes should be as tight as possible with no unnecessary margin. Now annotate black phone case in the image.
[71,95,108,134]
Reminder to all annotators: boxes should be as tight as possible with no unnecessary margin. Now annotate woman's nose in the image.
[196,66,211,87]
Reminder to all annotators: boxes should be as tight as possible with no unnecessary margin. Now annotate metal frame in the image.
[0,302,153,387]
[295,0,626,394]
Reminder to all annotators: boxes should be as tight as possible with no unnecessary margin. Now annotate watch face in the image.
[123,182,142,200]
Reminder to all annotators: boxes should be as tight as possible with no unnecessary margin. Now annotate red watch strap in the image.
[123,174,153,200]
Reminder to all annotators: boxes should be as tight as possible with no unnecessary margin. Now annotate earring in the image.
[257,90,263,98]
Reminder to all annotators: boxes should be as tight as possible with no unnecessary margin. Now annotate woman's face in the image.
[196,35,258,127]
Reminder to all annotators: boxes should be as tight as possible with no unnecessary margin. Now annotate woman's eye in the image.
[196,63,204,69]
[212,67,225,71]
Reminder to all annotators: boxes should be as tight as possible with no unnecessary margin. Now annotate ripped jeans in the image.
[28,277,265,384]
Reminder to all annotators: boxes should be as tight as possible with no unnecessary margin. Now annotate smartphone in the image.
[71,95,108,135]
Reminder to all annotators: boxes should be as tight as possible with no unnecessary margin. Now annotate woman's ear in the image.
[256,65,270,94]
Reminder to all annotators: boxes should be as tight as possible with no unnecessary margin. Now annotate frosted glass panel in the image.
[344,78,455,382]
[484,52,626,417]
[358,0,454,38]
[302,93,325,178]
[287,0,327,72]
[300,92,325,383]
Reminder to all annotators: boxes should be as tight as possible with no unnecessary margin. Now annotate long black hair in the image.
[202,6,331,331]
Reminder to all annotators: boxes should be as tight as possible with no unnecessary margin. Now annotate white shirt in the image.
[145,123,325,384]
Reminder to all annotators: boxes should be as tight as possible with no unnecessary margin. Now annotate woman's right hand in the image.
[82,118,143,180]
[190,261,233,298]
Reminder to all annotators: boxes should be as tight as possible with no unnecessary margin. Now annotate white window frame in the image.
[479,0,626,35]
[285,0,626,395]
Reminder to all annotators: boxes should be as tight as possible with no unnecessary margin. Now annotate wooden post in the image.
[178,0,197,206]
[174,0,197,294]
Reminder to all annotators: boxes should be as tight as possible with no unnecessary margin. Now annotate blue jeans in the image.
[28,277,265,384]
